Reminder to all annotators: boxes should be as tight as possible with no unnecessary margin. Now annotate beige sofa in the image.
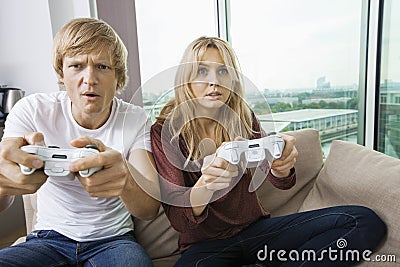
[9,129,400,266]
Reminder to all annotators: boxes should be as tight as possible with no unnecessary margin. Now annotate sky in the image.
[135,0,399,94]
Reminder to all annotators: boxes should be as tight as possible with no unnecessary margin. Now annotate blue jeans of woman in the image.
[0,230,153,267]
[174,205,386,267]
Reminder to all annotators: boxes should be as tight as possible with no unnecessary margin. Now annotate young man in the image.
[0,18,159,266]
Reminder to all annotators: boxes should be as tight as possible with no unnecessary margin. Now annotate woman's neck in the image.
[196,118,216,140]
[195,118,218,158]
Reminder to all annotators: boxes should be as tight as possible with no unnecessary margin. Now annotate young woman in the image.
[150,36,386,266]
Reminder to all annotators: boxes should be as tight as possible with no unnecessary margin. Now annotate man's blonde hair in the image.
[52,17,128,92]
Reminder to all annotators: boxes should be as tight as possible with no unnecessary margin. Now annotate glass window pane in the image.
[229,0,363,157]
[377,0,400,159]
[135,0,217,120]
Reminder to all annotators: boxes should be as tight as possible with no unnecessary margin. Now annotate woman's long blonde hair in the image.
[157,36,254,163]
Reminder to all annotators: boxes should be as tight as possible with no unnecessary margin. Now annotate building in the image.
[378,86,400,158]
[258,109,358,143]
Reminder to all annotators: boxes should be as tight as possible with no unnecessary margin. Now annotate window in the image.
[376,0,400,159]
[229,0,364,156]
[133,1,395,158]
[135,0,216,120]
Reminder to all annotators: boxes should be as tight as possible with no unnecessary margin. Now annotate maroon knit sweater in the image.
[150,118,296,252]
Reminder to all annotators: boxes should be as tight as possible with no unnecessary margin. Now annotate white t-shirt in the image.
[3,91,152,241]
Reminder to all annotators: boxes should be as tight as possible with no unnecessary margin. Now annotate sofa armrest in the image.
[300,140,400,263]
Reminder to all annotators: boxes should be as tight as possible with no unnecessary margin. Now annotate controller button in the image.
[223,143,232,149]
[48,146,60,149]
[248,149,263,160]
[52,154,67,159]
[51,167,64,173]
[267,132,276,136]
[231,142,239,148]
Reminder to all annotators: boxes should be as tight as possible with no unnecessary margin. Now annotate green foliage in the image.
[253,102,271,114]
[254,97,359,113]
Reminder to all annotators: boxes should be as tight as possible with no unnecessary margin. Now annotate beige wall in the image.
[96,0,143,105]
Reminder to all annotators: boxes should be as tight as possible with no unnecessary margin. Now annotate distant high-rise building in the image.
[316,76,331,90]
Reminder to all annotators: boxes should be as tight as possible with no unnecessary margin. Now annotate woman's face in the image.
[189,48,232,110]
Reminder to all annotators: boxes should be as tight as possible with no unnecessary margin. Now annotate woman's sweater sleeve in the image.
[150,124,208,232]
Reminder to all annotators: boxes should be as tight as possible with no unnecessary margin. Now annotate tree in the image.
[271,102,293,113]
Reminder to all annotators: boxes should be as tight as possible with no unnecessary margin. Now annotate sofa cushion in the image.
[133,206,180,263]
[300,140,400,265]
[256,128,323,216]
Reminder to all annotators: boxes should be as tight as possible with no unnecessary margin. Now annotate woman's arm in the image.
[151,123,239,231]
[151,124,208,232]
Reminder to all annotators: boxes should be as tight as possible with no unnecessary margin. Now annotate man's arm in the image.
[122,149,160,220]
[70,137,160,221]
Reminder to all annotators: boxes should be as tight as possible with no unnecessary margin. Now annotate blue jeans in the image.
[0,230,153,267]
[175,205,386,267]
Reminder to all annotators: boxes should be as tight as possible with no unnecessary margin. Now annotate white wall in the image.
[0,0,92,96]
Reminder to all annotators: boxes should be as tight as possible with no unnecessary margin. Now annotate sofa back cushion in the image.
[256,128,323,216]
[300,140,400,265]
[134,206,180,261]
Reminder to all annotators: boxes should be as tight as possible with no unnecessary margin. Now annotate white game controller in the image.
[19,145,103,178]
[217,133,285,167]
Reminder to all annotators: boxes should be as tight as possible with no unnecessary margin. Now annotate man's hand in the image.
[70,136,160,220]
[69,136,129,198]
[0,132,47,196]
[270,133,298,178]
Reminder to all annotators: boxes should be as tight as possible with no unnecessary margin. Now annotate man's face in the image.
[60,51,117,129]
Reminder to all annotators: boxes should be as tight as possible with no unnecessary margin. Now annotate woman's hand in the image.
[198,154,238,191]
[190,153,238,216]
[270,133,298,178]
